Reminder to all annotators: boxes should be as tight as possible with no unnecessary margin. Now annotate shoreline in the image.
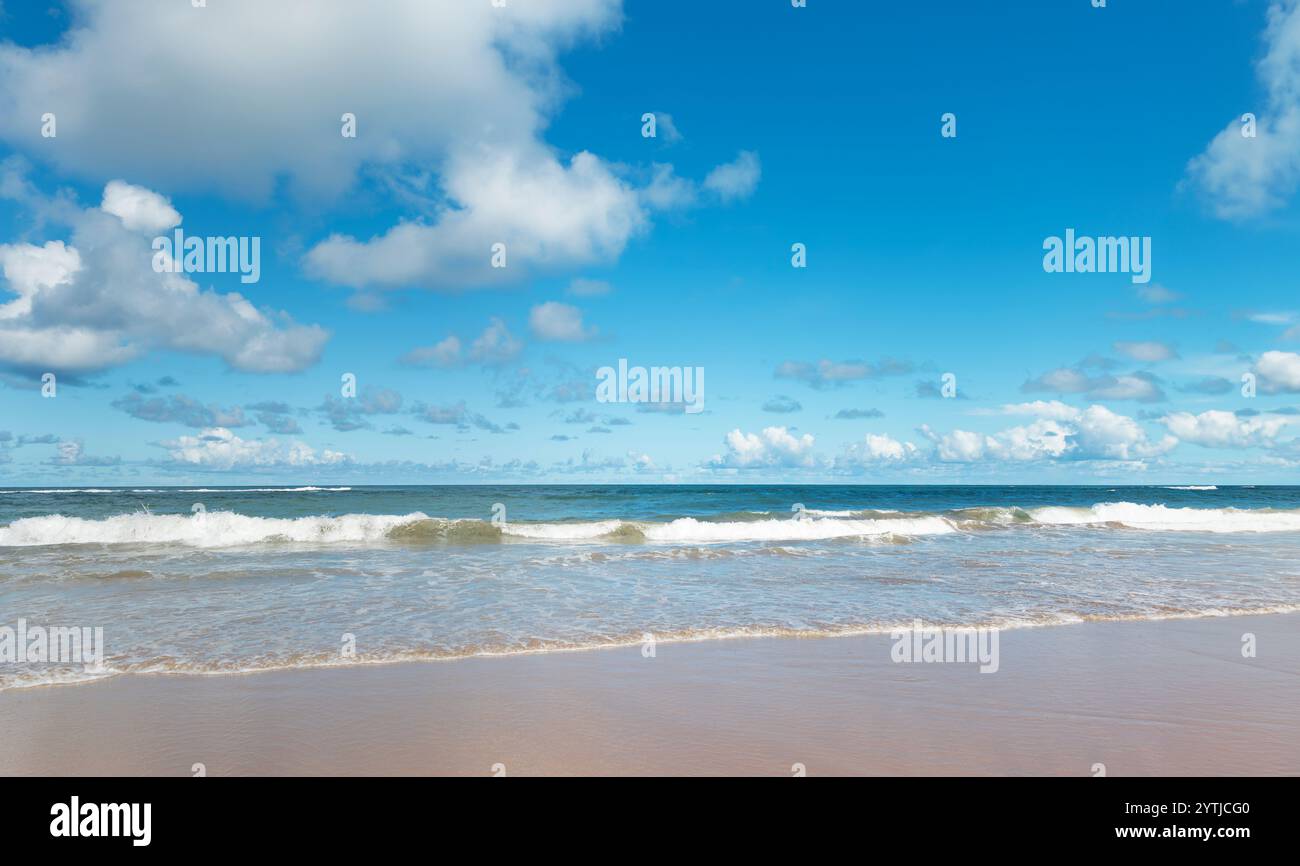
[2,612,1297,776]
[6,605,1300,693]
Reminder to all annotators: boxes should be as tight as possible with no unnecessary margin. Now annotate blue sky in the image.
[2,0,1300,485]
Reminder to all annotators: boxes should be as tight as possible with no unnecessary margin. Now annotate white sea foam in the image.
[1029,501,1300,532]
[1,486,352,495]
[4,488,117,494]
[502,520,627,540]
[176,486,353,493]
[5,501,1300,548]
[0,511,429,548]
[640,515,954,542]
[1165,485,1218,491]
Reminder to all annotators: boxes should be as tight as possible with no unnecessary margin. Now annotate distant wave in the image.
[1027,502,1300,532]
[3,501,1300,548]
[3,488,118,494]
[175,487,353,493]
[0,486,352,494]
[1165,485,1218,491]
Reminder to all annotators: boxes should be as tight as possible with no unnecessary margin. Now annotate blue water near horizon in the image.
[2,484,1299,690]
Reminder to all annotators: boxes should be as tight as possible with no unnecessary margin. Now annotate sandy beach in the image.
[1,612,1296,776]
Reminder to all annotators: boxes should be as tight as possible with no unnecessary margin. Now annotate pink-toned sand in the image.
[1,613,1296,776]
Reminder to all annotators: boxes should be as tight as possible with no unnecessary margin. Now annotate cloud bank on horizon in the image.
[1,0,1300,484]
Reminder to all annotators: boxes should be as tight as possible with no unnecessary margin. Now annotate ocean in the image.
[2,484,1299,690]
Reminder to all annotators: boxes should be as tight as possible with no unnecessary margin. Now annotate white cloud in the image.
[925,404,1175,463]
[400,335,462,369]
[566,277,612,297]
[1247,311,1295,325]
[1256,349,1300,392]
[1071,405,1177,460]
[1114,340,1177,362]
[1185,1,1300,218]
[0,239,80,320]
[0,0,624,201]
[470,317,524,364]
[0,178,327,375]
[845,433,919,463]
[776,358,911,388]
[702,150,761,202]
[997,400,1083,422]
[0,1,761,296]
[1162,409,1293,448]
[162,427,350,469]
[640,163,698,210]
[648,111,682,144]
[304,148,647,291]
[1137,284,1181,304]
[710,426,816,469]
[100,180,181,233]
[529,301,595,342]
[1022,367,1165,402]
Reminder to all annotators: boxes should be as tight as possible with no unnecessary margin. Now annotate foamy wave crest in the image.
[1165,485,1218,491]
[1029,502,1300,532]
[0,511,435,548]
[642,515,955,542]
[177,486,353,493]
[502,520,628,540]
[3,488,117,494]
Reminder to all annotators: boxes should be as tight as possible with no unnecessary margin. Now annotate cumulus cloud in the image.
[709,426,816,469]
[833,408,885,420]
[1137,284,1181,304]
[0,0,623,201]
[702,151,761,202]
[0,1,759,297]
[1256,349,1300,392]
[1021,366,1165,403]
[49,440,119,467]
[1184,1,1300,218]
[469,317,524,364]
[161,427,349,469]
[401,335,462,369]
[776,358,912,389]
[566,277,612,297]
[762,395,802,413]
[401,317,522,368]
[923,403,1176,463]
[647,111,682,144]
[1114,340,1178,362]
[99,180,181,233]
[112,393,248,428]
[0,175,327,376]
[1162,409,1293,448]
[844,433,919,463]
[318,387,403,432]
[304,148,646,292]
[529,301,596,342]
[1178,376,1235,395]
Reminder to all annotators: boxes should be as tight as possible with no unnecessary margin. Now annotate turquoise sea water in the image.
[2,484,1299,689]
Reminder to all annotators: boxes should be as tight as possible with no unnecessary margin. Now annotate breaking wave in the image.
[4,501,1300,548]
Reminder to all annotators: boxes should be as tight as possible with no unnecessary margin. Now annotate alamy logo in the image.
[0,619,104,669]
[152,229,261,284]
[889,619,999,673]
[1042,229,1151,284]
[596,359,704,414]
[50,797,151,847]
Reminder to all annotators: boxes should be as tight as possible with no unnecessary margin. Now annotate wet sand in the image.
[1,613,1296,776]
